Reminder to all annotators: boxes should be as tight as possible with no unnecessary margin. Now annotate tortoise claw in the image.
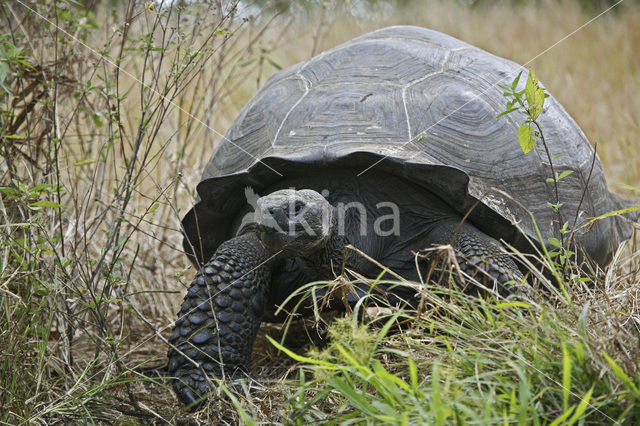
[173,367,211,407]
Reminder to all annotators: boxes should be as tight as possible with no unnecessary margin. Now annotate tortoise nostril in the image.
[263,206,288,227]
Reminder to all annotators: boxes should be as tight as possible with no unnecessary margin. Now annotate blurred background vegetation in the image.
[1,0,639,423]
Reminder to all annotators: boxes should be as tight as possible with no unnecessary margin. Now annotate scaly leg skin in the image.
[167,232,273,405]
[428,219,526,297]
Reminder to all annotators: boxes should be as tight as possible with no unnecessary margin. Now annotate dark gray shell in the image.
[183,25,637,267]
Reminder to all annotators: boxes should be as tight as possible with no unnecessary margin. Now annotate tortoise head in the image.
[255,189,336,257]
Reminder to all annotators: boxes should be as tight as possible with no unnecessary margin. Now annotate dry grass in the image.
[1,0,639,423]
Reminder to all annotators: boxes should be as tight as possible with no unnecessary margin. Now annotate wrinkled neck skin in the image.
[297,213,349,279]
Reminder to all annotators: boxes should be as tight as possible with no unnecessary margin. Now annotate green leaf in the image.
[267,58,282,70]
[548,237,562,248]
[496,107,518,118]
[30,200,65,209]
[215,29,234,37]
[557,170,574,181]
[511,71,523,90]
[518,124,536,154]
[547,202,564,212]
[238,57,257,67]
[0,186,20,198]
[533,86,545,118]
[74,158,98,167]
[525,72,537,108]
[0,61,9,84]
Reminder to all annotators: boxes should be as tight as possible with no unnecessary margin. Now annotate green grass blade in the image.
[562,342,572,412]
[603,352,640,398]
[567,386,594,426]
[267,336,340,369]
[548,405,575,426]
[409,357,418,391]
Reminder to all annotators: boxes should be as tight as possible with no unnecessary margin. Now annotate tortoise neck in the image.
[301,215,350,278]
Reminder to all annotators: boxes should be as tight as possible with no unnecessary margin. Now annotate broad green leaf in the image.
[30,183,58,193]
[0,186,20,198]
[525,72,537,108]
[548,237,562,248]
[518,124,536,154]
[532,87,545,119]
[531,104,542,120]
[557,170,574,181]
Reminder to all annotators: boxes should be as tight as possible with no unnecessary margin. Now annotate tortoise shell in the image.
[182,25,636,267]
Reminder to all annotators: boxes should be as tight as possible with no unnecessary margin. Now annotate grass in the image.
[0,0,639,424]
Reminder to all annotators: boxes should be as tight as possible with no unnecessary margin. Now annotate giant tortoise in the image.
[167,25,638,405]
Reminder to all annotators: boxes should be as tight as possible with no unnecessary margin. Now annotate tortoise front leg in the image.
[427,218,526,297]
[167,232,274,405]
